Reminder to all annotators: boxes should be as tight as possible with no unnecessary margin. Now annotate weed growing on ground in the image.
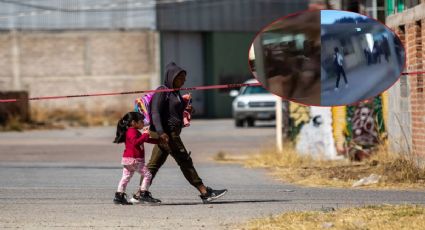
[244,144,425,189]
[241,205,425,230]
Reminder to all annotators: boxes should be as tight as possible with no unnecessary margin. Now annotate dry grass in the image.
[0,115,25,131]
[31,107,123,127]
[241,204,425,230]
[0,107,125,132]
[213,151,228,161]
[213,151,249,164]
[244,144,425,189]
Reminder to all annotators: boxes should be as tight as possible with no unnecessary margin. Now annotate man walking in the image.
[333,47,348,91]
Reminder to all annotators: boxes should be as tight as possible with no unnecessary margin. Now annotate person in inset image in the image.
[372,40,382,64]
[333,47,348,91]
[320,10,405,106]
[381,35,390,63]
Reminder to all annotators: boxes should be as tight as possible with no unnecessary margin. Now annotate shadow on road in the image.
[161,199,289,206]
[236,124,276,129]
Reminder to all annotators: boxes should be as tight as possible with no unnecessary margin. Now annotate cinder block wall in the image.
[0,30,159,114]
[387,3,425,163]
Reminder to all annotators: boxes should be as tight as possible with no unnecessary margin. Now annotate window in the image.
[389,0,421,15]
[397,0,404,12]
[242,86,270,95]
[387,0,395,16]
[404,0,420,9]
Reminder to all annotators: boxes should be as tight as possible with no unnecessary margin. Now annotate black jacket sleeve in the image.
[151,91,166,135]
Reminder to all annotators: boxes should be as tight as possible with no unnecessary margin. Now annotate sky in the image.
[321,10,368,24]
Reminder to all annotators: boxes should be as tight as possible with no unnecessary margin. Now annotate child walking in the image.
[113,112,161,205]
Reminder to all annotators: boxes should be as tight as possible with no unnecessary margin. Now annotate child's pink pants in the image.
[117,158,152,193]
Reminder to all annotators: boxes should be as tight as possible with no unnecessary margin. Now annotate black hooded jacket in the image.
[150,62,187,135]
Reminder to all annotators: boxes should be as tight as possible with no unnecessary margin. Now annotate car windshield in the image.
[242,86,270,95]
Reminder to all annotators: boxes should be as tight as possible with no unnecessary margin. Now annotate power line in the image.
[0,0,243,20]
[0,0,155,12]
[0,0,156,21]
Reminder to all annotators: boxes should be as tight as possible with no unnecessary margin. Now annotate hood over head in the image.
[164,62,187,88]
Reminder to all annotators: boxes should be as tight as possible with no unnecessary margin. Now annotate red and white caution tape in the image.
[0,83,262,103]
[401,71,425,75]
[1,70,424,103]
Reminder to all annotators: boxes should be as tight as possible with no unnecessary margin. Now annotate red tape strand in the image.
[401,71,425,75]
[0,70,424,103]
[0,82,263,103]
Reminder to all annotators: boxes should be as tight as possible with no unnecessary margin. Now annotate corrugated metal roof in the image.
[0,0,155,29]
[156,0,309,32]
[0,0,310,31]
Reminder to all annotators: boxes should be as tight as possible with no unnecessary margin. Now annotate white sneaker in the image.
[345,84,349,88]
[129,195,141,204]
[334,87,339,92]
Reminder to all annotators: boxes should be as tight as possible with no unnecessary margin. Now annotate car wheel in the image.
[247,118,255,127]
[235,119,244,127]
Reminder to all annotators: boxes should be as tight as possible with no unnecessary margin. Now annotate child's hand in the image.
[142,127,149,134]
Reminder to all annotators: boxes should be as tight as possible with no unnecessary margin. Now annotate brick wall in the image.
[387,25,412,154]
[407,19,425,158]
[0,30,159,113]
[387,3,425,163]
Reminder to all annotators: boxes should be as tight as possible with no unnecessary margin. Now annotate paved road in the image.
[321,59,400,106]
[0,119,276,164]
[0,119,424,229]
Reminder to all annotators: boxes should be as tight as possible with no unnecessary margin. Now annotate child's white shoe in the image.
[130,194,141,204]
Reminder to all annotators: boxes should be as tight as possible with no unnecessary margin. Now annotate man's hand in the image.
[186,104,194,114]
[159,133,169,145]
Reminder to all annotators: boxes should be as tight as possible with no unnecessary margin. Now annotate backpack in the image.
[134,86,192,127]
[334,53,342,67]
[134,91,155,126]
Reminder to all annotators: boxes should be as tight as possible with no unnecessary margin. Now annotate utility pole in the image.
[276,96,283,153]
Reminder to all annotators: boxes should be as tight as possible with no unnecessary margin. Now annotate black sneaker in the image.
[140,191,161,204]
[113,192,132,205]
[200,187,228,204]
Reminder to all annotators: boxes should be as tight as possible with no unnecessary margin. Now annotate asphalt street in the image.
[0,119,424,229]
[321,58,401,106]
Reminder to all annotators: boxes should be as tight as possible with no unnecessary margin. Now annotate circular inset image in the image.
[249,10,405,106]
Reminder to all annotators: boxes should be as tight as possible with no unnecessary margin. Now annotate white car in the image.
[230,79,279,127]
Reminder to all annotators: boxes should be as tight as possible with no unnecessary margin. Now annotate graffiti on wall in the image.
[332,106,347,153]
[296,106,340,159]
[290,94,387,161]
[288,103,310,140]
[345,95,386,160]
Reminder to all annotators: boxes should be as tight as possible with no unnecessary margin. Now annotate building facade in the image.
[156,0,309,117]
[385,1,425,163]
[0,1,158,115]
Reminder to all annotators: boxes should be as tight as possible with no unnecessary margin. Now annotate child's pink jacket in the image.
[122,127,158,159]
